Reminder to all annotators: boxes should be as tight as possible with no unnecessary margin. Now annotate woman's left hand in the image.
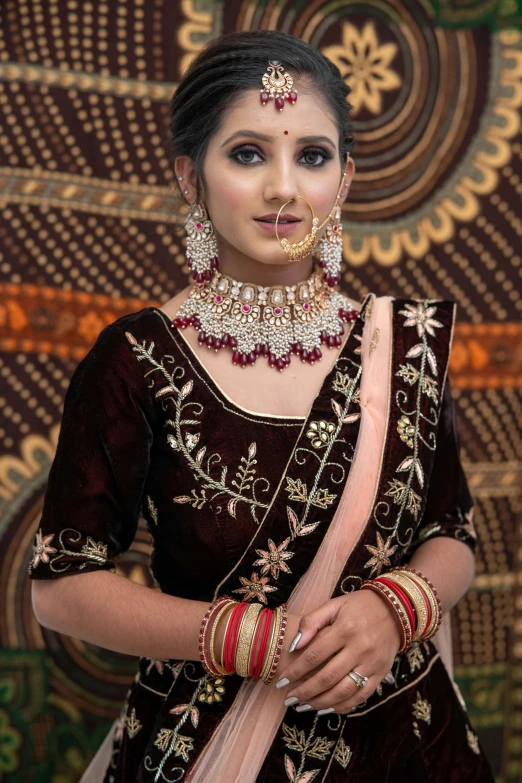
[274,589,402,714]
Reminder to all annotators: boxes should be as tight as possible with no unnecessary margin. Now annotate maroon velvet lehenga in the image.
[29,295,494,782]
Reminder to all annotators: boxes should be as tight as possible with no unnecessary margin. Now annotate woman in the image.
[29,30,493,782]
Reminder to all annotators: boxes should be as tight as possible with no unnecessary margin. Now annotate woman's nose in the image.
[262,160,299,206]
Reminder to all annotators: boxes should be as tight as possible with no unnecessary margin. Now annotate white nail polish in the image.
[289,632,302,653]
[317,707,335,716]
[276,677,290,689]
[285,696,299,707]
[295,704,312,712]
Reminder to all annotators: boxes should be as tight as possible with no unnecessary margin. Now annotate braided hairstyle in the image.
[169,30,356,198]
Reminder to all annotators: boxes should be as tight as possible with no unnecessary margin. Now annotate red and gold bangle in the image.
[361,580,413,653]
[375,577,416,635]
[384,572,428,643]
[397,568,442,640]
[262,603,288,685]
[199,596,235,676]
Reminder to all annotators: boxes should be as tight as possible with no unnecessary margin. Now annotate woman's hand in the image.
[273,590,402,715]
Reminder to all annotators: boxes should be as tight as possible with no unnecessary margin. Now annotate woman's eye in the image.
[300,149,330,167]
[231,147,263,165]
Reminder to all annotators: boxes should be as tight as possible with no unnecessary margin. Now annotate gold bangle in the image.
[209,601,236,676]
[402,571,440,640]
[386,572,428,643]
[235,603,263,678]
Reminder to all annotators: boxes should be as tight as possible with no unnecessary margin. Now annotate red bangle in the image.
[251,608,271,678]
[375,577,416,634]
[360,581,413,653]
[257,608,273,679]
[264,603,288,685]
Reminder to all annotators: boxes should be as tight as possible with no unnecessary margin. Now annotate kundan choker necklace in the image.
[170,265,360,371]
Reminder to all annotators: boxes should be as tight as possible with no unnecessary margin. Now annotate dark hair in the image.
[169,30,356,198]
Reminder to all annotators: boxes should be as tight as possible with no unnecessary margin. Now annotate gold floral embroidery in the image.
[466,725,481,755]
[369,327,380,354]
[126,333,272,524]
[236,342,363,602]
[367,300,446,565]
[31,528,57,568]
[254,538,294,580]
[30,527,110,573]
[310,487,337,509]
[125,708,142,739]
[412,691,431,724]
[384,479,422,521]
[147,495,158,525]
[198,678,225,704]
[406,644,424,673]
[154,727,174,751]
[334,737,353,768]
[282,723,306,752]
[232,572,278,604]
[306,420,335,449]
[412,720,421,739]
[397,415,416,448]
[285,477,308,502]
[307,735,336,760]
[399,303,443,338]
[81,537,108,560]
[364,532,398,577]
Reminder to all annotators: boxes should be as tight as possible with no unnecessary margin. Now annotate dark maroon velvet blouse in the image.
[28,301,493,782]
[29,307,305,598]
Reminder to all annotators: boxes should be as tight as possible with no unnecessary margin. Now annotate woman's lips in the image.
[254,219,302,235]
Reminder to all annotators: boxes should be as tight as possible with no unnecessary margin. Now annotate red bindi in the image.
[284,130,288,135]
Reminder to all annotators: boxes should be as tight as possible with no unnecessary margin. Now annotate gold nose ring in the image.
[274,193,319,262]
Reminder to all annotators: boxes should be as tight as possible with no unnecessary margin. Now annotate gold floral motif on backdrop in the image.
[322,21,401,116]
[125,333,272,525]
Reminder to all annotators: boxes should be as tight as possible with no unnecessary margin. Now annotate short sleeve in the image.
[407,376,477,556]
[28,321,157,579]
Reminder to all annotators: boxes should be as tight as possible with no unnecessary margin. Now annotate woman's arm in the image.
[408,535,475,614]
[32,572,302,666]
[32,571,211,661]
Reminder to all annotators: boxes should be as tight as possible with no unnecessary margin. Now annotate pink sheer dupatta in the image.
[187,294,394,782]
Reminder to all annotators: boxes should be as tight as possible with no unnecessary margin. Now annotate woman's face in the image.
[177,85,354,279]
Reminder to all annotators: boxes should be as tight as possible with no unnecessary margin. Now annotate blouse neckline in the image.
[147,295,370,422]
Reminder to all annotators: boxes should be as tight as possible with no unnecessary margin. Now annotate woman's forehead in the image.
[212,88,339,145]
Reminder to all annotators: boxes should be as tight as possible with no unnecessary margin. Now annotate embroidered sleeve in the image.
[407,376,477,555]
[28,322,156,579]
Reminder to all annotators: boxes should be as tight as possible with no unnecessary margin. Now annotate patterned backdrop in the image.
[0,1,521,781]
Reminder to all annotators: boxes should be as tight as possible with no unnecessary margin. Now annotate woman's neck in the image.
[215,241,315,287]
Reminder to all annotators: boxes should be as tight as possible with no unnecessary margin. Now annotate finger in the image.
[283,651,357,709]
[277,630,343,690]
[332,670,376,714]
[291,597,345,651]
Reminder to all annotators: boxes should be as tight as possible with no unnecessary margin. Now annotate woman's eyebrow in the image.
[221,130,336,148]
